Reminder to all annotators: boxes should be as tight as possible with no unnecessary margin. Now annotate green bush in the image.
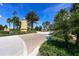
[0,30,9,36]
[39,36,79,56]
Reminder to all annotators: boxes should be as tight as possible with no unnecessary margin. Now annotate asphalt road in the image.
[0,32,49,56]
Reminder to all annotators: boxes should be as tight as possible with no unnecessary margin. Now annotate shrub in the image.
[39,36,79,56]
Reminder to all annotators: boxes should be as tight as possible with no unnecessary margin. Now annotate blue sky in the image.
[0,3,72,27]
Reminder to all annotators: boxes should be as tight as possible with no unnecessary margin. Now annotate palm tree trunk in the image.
[8,23,10,34]
[13,23,16,34]
[31,22,33,30]
[13,23,15,30]
[9,23,10,29]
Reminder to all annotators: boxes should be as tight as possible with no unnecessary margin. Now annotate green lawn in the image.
[0,29,36,37]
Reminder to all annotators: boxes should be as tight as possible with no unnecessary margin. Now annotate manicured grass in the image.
[39,36,79,56]
[0,29,36,37]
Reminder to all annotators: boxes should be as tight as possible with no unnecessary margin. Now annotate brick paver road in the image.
[19,33,47,55]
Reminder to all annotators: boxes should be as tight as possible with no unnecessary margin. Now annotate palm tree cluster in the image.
[6,10,39,31]
[35,26,42,31]
[53,3,79,47]
[6,16,21,30]
[6,10,21,32]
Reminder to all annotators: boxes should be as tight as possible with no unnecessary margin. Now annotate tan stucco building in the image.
[21,19,27,32]
[4,28,10,32]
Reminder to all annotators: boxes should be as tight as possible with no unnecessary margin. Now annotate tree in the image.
[39,26,42,31]
[12,10,20,30]
[70,3,79,13]
[4,25,8,28]
[0,24,4,30]
[12,16,19,30]
[35,26,39,31]
[49,24,54,31]
[25,11,39,30]
[53,9,71,47]
[70,3,79,46]
[6,18,12,29]
[42,21,50,31]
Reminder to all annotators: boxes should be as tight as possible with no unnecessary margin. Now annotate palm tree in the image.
[12,16,19,30]
[42,21,50,31]
[25,11,39,30]
[6,18,12,29]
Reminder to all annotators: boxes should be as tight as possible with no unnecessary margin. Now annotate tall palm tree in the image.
[12,16,19,30]
[25,11,39,30]
[6,18,12,29]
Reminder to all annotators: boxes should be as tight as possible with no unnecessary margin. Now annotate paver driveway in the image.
[19,33,47,55]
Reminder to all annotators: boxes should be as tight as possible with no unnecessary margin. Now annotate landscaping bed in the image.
[39,36,79,56]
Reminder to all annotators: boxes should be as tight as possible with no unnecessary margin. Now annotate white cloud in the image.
[0,3,3,6]
[43,3,71,13]
[0,15,2,18]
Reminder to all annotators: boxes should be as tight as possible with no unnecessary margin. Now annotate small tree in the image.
[42,21,50,31]
[0,24,4,30]
[35,26,39,31]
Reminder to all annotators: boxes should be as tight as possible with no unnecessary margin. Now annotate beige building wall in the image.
[4,28,10,32]
[21,20,27,32]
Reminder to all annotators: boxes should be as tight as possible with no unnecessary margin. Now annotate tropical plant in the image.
[12,16,20,30]
[42,21,50,31]
[25,11,39,30]
[6,18,12,29]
